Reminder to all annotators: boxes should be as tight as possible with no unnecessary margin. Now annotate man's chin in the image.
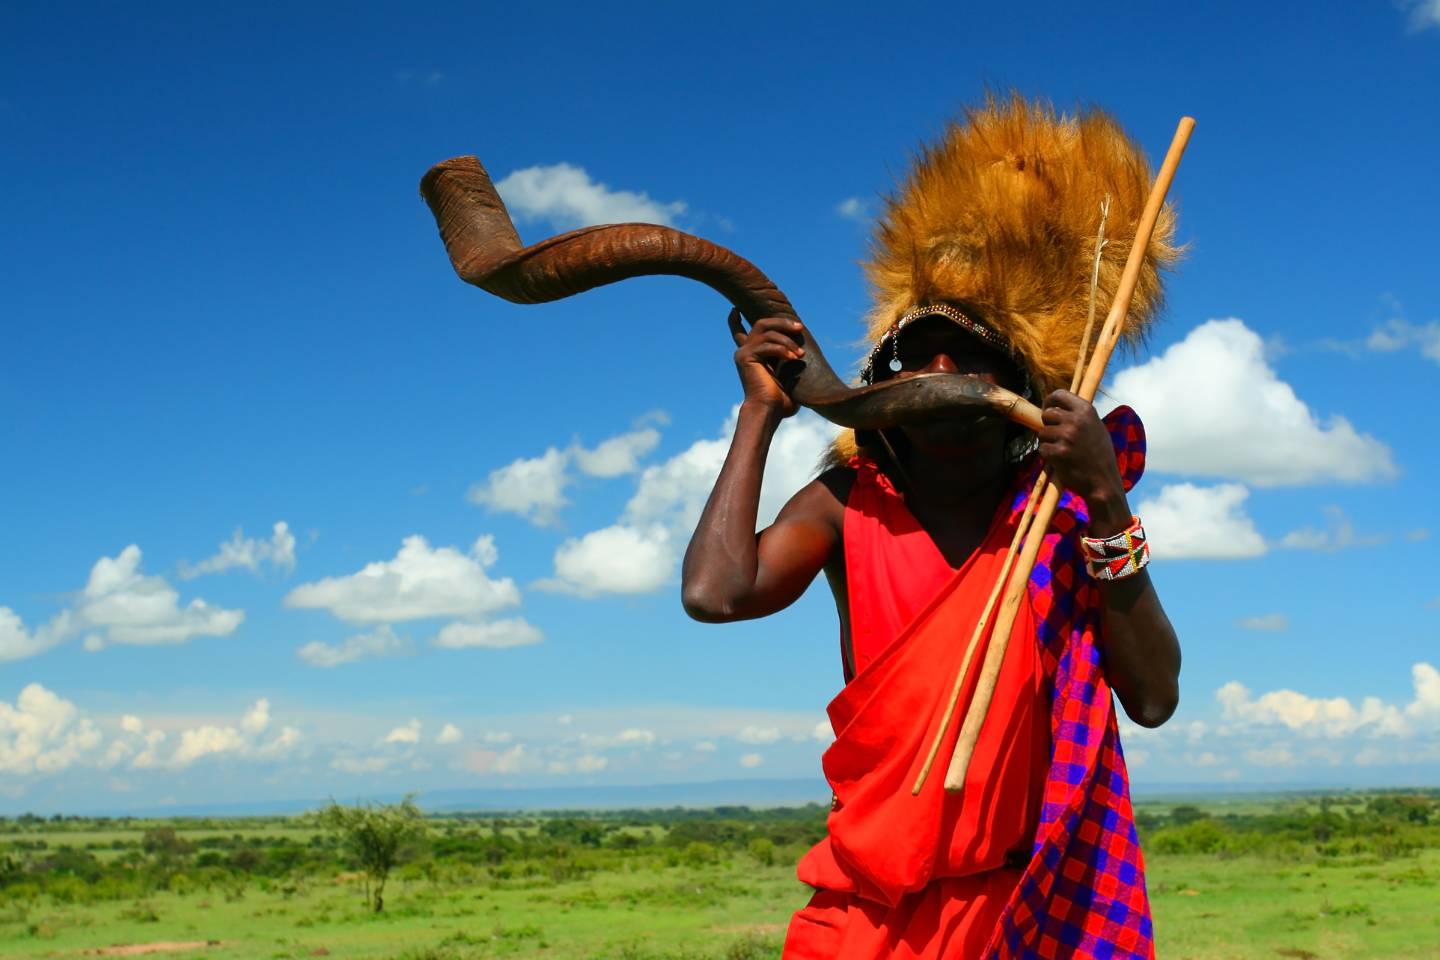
[904,418,1005,455]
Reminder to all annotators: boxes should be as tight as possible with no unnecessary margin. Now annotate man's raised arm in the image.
[681,313,840,623]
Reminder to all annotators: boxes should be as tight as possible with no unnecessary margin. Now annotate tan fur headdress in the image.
[834,94,1179,461]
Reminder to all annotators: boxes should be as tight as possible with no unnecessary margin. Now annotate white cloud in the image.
[165,698,288,769]
[494,744,527,774]
[739,753,764,768]
[241,698,270,736]
[79,546,244,648]
[1135,483,1267,559]
[540,525,673,597]
[495,163,686,230]
[437,723,463,745]
[1407,663,1440,723]
[297,625,411,668]
[1365,317,1440,361]
[385,720,422,745]
[737,725,781,744]
[0,684,103,775]
[170,725,246,768]
[467,448,571,526]
[617,728,656,746]
[573,425,663,478]
[836,197,868,221]
[469,425,666,527]
[541,409,837,596]
[179,522,297,579]
[1236,613,1288,632]
[0,608,73,662]
[484,730,514,744]
[575,753,608,773]
[1110,319,1396,486]
[433,617,543,650]
[1280,506,1385,553]
[1402,1,1440,33]
[1215,664,1440,739]
[812,720,834,742]
[693,740,717,753]
[285,535,519,623]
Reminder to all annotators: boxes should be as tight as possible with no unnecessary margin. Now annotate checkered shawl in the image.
[984,406,1154,960]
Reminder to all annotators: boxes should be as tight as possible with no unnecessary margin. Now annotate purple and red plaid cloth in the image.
[984,405,1155,959]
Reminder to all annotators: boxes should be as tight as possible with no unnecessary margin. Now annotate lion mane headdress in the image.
[834,93,1180,461]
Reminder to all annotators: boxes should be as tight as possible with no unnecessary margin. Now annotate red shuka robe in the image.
[783,456,1051,959]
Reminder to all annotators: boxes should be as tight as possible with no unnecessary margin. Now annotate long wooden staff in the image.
[918,116,1195,795]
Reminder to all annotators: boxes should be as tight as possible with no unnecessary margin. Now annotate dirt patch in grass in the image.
[84,941,223,957]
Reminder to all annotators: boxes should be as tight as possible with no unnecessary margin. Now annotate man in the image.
[681,96,1182,959]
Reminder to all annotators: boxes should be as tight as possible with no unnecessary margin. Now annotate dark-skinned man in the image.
[681,96,1182,960]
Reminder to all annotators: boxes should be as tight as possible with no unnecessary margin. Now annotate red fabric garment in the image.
[784,457,1050,959]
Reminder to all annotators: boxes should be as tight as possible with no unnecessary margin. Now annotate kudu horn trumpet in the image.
[419,156,1043,433]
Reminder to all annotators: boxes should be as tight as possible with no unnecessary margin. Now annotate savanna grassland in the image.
[1,792,1437,960]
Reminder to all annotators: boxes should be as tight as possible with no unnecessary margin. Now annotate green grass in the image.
[3,795,1438,959]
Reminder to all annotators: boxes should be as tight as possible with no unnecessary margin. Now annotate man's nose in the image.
[921,352,959,374]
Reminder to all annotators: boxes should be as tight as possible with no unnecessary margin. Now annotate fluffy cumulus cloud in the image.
[179,521,297,579]
[1134,483,1267,559]
[1,688,300,782]
[1216,662,1440,739]
[432,618,542,650]
[0,684,102,775]
[1280,506,1385,553]
[385,720,422,745]
[0,608,73,662]
[79,546,244,649]
[297,625,411,668]
[1110,319,1395,486]
[437,723,463,745]
[285,535,518,623]
[3,543,246,661]
[469,424,664,526]
[836,197,868,221]
[540,408,837,596]
[495,163,686,230]
[468,448,572,526]
[572,423,664,478]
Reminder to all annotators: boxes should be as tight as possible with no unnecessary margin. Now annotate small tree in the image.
[316,796,427,913]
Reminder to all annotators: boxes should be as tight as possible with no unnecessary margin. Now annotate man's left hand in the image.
[1038,390,1130,535]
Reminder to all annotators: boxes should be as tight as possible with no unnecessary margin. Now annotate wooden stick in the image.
[942,117,1195,793]
[911,470,1046,795]
[912,195,1112,796]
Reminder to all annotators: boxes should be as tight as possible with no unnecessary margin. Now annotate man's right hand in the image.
[728,308,805,419]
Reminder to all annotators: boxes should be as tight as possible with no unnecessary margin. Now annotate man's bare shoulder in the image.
[774,465,856,531]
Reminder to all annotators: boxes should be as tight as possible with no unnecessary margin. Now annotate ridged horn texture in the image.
[418,156,1043,433]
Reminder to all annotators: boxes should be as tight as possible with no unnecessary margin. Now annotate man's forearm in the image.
[1088,489,1182,728]
[680,401,781,620]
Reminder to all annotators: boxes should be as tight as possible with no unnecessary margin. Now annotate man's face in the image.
[873,315,1022,455]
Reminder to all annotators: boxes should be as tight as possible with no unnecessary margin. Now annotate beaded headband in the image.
[859,303,1016,384]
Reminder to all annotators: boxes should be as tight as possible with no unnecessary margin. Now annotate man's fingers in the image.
[1045,389,1084,410]
[727,307,748,347]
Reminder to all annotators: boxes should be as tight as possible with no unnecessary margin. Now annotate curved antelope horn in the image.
[419,156,1042,433]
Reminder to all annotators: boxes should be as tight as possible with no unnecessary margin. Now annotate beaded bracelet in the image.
[1080,516,1150,581]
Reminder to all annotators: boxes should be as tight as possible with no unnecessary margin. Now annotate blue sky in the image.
[2,1,1438,812]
